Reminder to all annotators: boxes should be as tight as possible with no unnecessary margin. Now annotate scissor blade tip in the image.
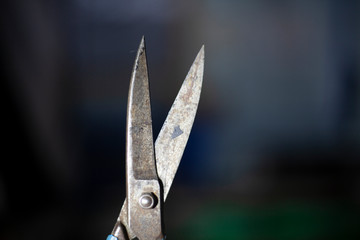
[130,36,148,87]
[200,44,205,53]
[196,45,205,62]
[137,36,146,55]
[140,35,146,44]
[133,37,147,68]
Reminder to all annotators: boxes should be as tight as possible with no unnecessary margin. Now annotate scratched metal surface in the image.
[127,37,157,181]
[155,45,204,200]
[111,40,204,240]
[125,37,163,240]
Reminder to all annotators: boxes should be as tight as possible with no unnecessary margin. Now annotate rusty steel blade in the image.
[155,46,204,200]
[125,37,163,240]
[126,38,157,182]
[112,37,163,240]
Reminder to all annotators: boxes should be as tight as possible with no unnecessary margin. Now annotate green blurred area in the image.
[173,201,360,240]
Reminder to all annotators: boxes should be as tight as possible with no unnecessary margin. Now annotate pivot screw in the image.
[139,193,157,209]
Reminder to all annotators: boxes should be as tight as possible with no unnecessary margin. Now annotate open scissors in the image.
[107,37,204,240]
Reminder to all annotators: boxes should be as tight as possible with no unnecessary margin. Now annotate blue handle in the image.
[106,235,118,240]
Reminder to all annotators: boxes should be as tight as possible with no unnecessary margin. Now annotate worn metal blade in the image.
[113,37,163,240]
[126,38,157,181]
[155,46,204,200]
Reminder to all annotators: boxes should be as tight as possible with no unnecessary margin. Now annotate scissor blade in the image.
[126,37,157,181]
[155,46,204,200]
[125,36,162,240]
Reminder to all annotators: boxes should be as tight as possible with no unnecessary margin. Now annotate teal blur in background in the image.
[1,0,359,239]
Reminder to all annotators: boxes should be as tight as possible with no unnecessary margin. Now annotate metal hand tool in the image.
[106,37,204,240]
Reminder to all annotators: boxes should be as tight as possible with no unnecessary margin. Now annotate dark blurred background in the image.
[1,1,359,239]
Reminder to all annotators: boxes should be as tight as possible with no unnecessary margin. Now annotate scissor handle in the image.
[106,235,118,240]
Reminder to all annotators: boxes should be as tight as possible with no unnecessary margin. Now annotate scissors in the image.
[106,37,204,240]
